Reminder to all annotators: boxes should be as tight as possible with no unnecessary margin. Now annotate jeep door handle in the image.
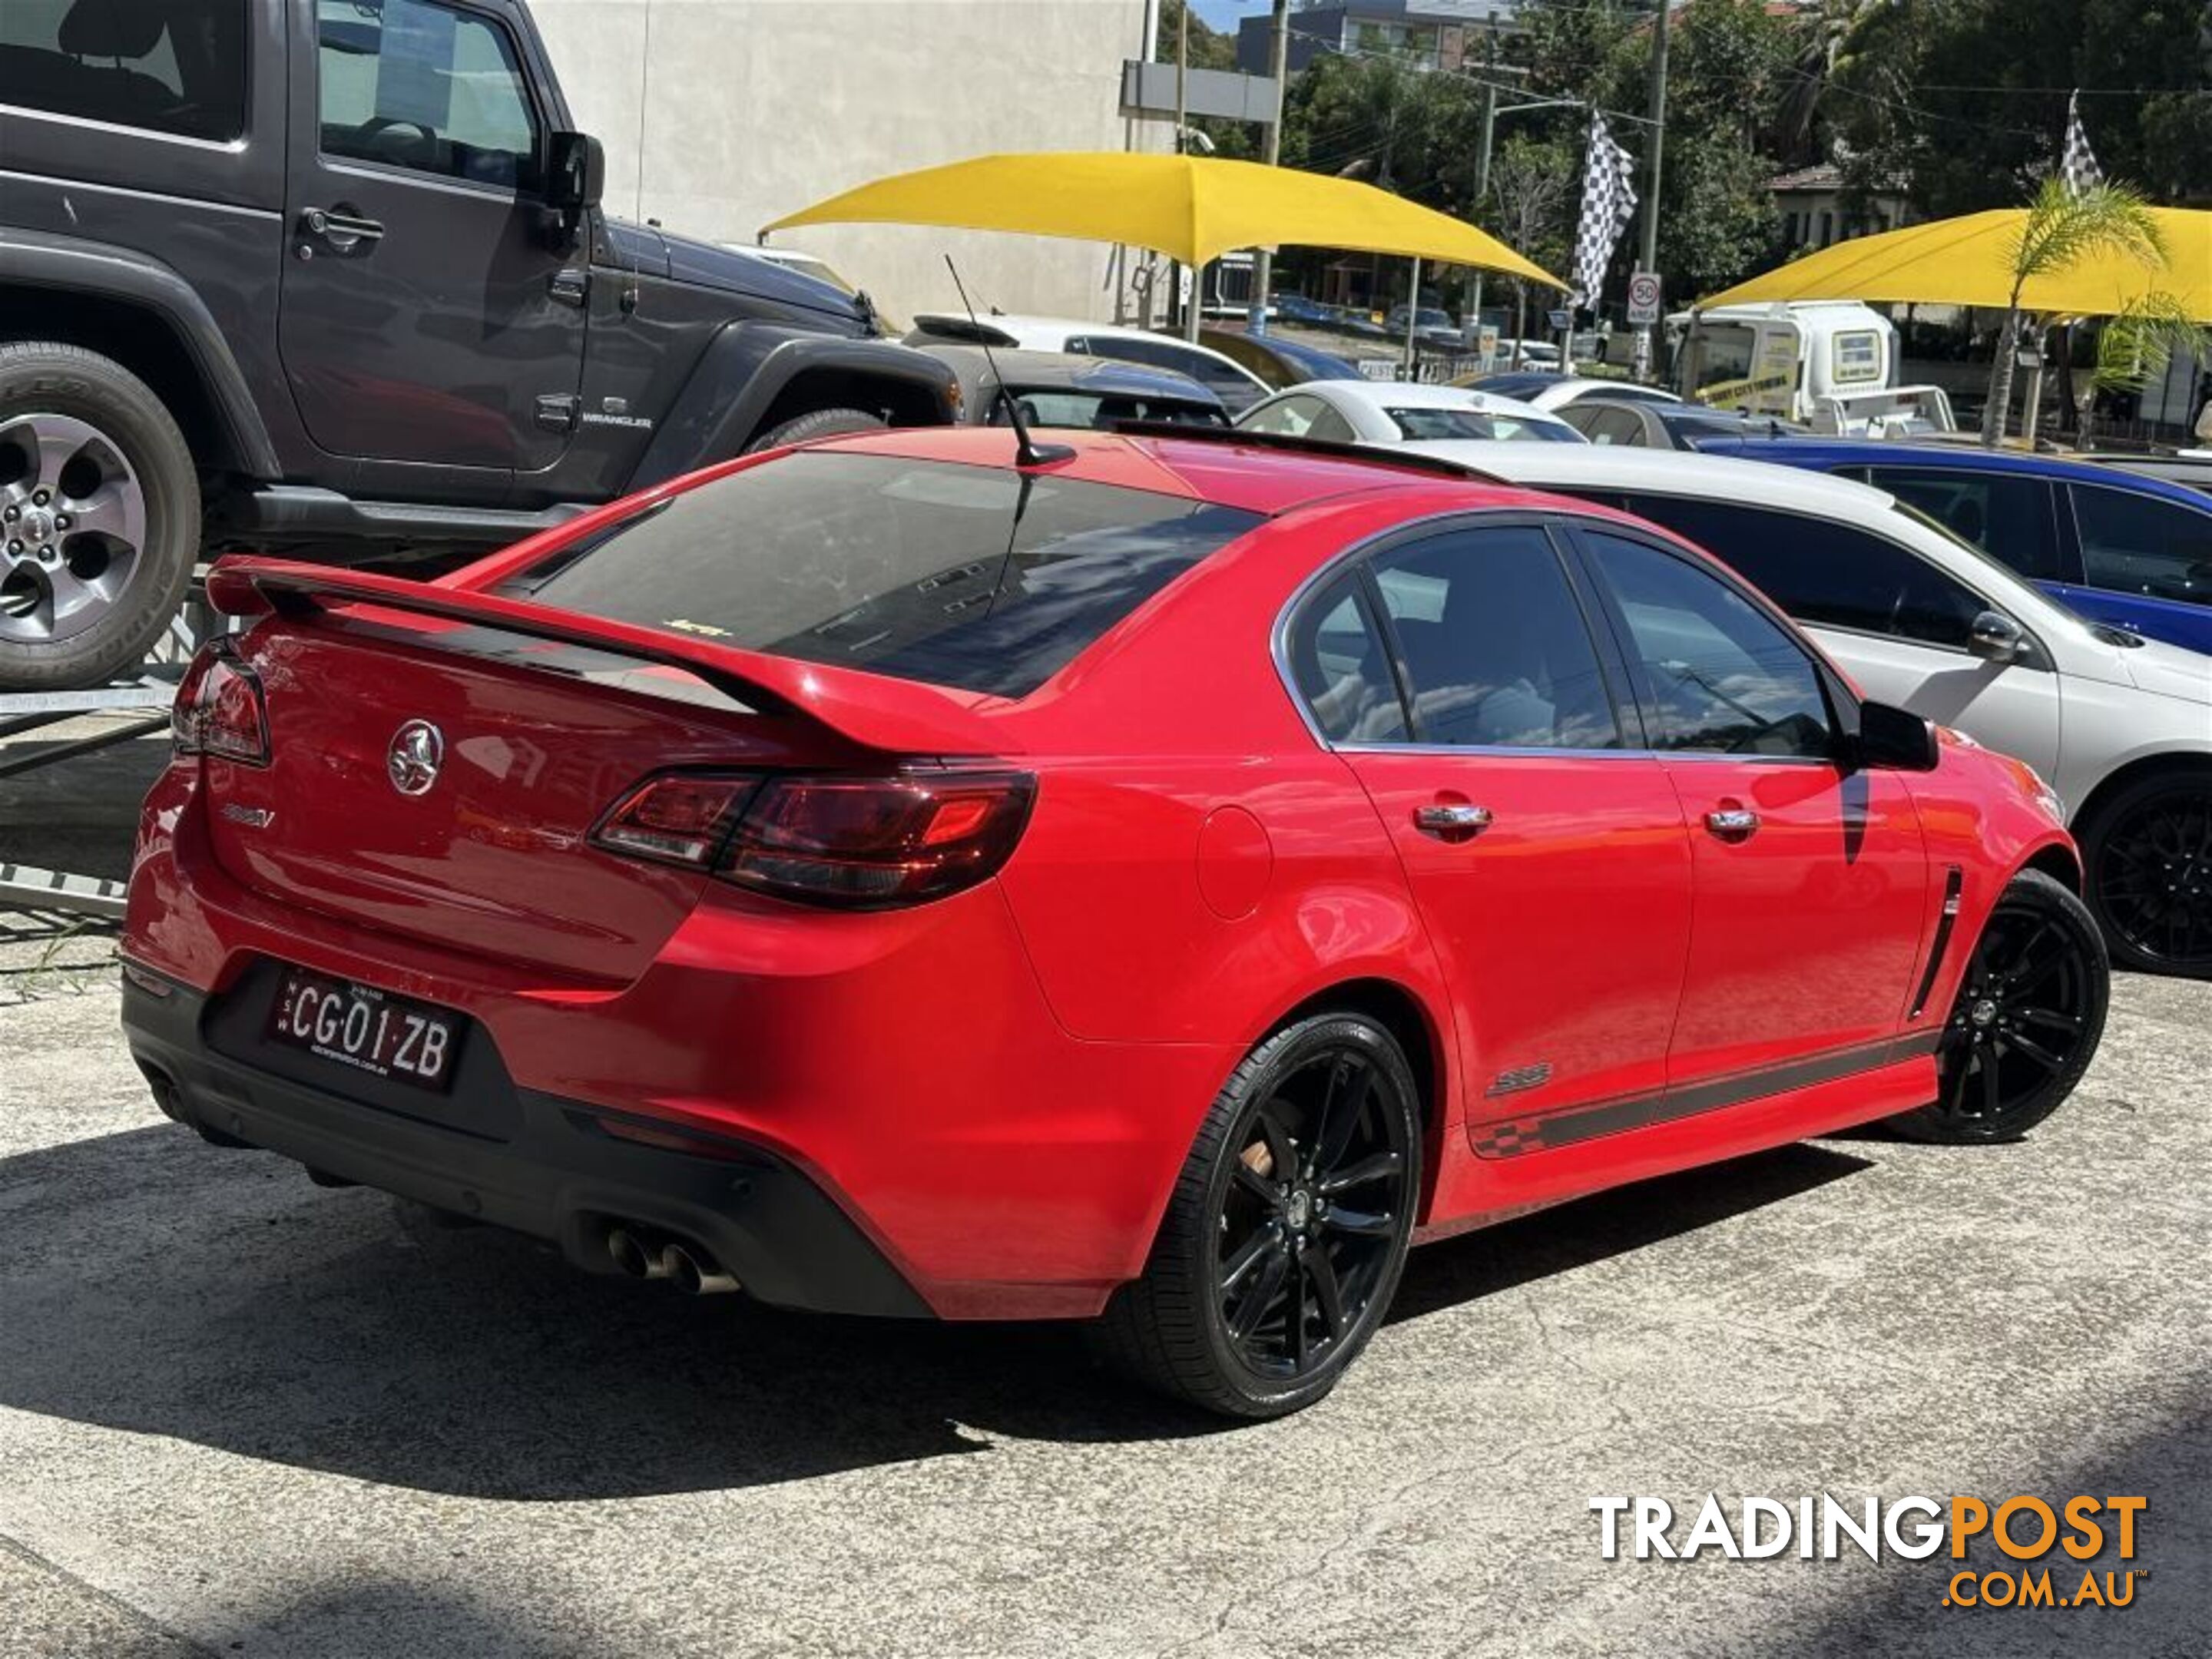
[300,207,385,253]
[1705,807,1760,839]
[1413,803,1493,841]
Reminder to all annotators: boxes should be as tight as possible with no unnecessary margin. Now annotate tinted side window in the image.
[1620,495,1984,650]
[1286,576,1409,745]
[1369,527,1621,750]
[1581,531,1833,759]
[1242,395,1328,437]
[2071,485,2212,604]
[1589,407,1647,447]
[319,0,540,191]
[1866,468,2061,581]
[1087,338,1249,404]
[0,0,247,140]
[1303,402,1357,442]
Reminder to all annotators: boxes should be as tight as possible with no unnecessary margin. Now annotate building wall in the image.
[532,0,1155,326]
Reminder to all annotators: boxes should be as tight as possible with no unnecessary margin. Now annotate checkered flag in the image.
[1569,110,1637,313]
[2060,90,2103,197]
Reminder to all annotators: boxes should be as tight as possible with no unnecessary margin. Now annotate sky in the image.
[1190,0,1271,28]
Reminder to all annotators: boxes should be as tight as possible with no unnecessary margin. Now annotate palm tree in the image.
[1982,178,2167,445]
[1778,0,1897,157]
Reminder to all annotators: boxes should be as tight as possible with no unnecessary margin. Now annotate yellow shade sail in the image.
[763,151,1565,288]
[1700,207,2212,319]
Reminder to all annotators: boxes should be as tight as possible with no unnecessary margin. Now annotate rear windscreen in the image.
[502,452,1263,698]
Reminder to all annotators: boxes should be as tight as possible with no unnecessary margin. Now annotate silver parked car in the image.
[1404,442,2212,978]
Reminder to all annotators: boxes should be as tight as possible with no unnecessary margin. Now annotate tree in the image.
[1829,1,2212,217]
[1981,177,2167,445]
[1156,0,1260,161]
[1484,134,1577,351]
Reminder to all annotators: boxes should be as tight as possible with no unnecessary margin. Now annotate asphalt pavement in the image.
[1,730,2206,1657]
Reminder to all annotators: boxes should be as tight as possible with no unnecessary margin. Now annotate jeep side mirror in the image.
[1853,699,1940,773]
[547,131,605,213]
[1967,609,2025,663]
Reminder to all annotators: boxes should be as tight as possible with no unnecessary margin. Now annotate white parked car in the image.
[906,313,1271,413]
[1402,442,2212,977]
[1452,372,1682,412]
[730,243,861,296]
[1236,379,1584,445]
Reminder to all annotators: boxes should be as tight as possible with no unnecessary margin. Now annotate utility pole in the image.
[1632,0,1671,381]
[1247,0,1291,334]
[1466,78,1498,361]
[1177,3,1204,342]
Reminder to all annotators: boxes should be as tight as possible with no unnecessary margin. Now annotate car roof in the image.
[1202,329,1361,379]
[1462,372,1565,397]
[811,425,1545,518]
[916,344,1220,404]
[909,313,1265,376]
[1695,438,2212,508]
[1397,439,1901,521]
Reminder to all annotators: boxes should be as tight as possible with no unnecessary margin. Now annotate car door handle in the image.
[300,207,385,253]
[1413,803,1492,841]
[1705,807,1760,839]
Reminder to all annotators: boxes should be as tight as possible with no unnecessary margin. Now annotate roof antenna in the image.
[945,255,1072,468]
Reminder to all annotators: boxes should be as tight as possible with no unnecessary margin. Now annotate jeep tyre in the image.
[744,406,886,453]
[0,343,200,691]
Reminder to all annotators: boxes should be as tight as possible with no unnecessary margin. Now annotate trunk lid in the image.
[196,560,1004,982]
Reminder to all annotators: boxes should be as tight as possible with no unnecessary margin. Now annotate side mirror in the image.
[1853,699,1940,773]
[546,131,605,213]
[1967,609,2025,663]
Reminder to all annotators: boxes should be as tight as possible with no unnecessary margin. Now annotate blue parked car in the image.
[1696,438,2212,655]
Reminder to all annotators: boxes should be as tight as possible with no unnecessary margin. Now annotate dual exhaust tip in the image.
[606,1225,739,1296]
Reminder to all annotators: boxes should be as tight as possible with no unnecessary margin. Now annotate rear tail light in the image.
[591,768,1035,908]
[172,639,270,766]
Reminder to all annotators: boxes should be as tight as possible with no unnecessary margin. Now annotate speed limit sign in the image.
[1628,271,1662,326]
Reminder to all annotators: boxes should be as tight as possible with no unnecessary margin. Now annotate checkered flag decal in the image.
[1569,110,1637,312]
[2060,90,2103,197]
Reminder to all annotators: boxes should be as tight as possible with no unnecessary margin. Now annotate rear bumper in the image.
[121,763,1242,1320]
[121,969,930,1318]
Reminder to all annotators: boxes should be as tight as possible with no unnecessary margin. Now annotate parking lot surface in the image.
[2,736,2207,1658]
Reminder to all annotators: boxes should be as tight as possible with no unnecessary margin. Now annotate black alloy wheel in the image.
[2081,774,2212,976]
[1216,1044,1412,1381]
[1892,870,2108,1144]
[1099,1013,1421,1418]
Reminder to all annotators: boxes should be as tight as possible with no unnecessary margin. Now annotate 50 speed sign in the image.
[1628,272,1662,326]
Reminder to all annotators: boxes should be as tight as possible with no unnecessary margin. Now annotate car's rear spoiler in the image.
[204,557,1014,758]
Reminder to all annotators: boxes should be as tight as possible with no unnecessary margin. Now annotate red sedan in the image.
[122,426,2108,1417]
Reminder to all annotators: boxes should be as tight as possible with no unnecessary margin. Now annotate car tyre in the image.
[1096,1012,1422,1419]
[744,406,886,453]
[2076,769,2212,979]
[1889,869,2108,1144]
[0,342,200,692]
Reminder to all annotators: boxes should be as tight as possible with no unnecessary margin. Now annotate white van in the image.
[1671,300,1956,435]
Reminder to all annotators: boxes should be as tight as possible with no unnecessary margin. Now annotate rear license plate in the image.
[265,969,462,1092]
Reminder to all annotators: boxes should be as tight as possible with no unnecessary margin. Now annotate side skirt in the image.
[1418,1046,1941,1240]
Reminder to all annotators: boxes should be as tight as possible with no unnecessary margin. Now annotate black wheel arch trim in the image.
[627,325,959,491]
[0,228,282,478]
